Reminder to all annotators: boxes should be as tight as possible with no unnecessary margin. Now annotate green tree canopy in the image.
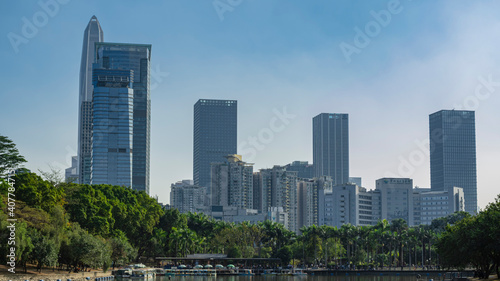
[0,135,26,176]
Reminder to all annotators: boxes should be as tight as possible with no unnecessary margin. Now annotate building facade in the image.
[193,99,237,190]
[374,178,414,225]
[90,69,134,186]
[313,113,349,185]
[94,42,152,193]
[170,180,206,214]
[413,187,465,225]
[77,16,104,184]
[210,155,253,209]
[285,161,314,179]
[253,166,298,232]
[429,110,477,214]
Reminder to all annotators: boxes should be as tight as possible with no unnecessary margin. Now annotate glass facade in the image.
[313,113,349,185]
[94,42,152,193]
[78,16,103,184]
[193,99,237,190]
[429,110,477,214]
[91,69,133,187]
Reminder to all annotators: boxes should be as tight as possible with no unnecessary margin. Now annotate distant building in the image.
[319,182,373,227]
[298,176,333,229]
[78,16,103,185]
[429,110,477,214]
[313,113,349,185]
[285,161,314,179]
[210,155,253,209]
[254,166,298,232]
[65,156,79,183]
[170,180,206,214]
[348,177,362,187]
[193,99,237,191]
[374,178,414,225]
[413,187,465,225]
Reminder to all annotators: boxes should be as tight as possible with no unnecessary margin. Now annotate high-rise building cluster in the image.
[66,16,151,193]
[171,102,475,232]
[65,18,477,231]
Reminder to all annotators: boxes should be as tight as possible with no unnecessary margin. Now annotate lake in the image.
[155,274,444,281]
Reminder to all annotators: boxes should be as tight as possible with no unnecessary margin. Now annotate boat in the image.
[130,268,155,279]
[154,268,165,276]
[238,269,254,276]
[113,268,132,278]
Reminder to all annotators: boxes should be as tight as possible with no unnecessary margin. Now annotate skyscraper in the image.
[90,68,134,186]
[193,99,237,190]
[313,113,349,185]
[429,110,477,214]
[93,42,152,193]
[78,16,103,184]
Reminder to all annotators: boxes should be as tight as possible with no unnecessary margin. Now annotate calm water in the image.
[155,275,441,281]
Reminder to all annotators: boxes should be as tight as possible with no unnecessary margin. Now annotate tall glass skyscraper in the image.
[313,113,349,186]
[429,110,477,214]
[93,42,152,193]
[78,16,103,184]
[91,69,134,186]
[193,99,237,190]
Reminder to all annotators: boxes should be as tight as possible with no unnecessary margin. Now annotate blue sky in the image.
[2,1,500,210]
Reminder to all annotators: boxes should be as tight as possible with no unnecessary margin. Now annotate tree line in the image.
[0,135,499,278]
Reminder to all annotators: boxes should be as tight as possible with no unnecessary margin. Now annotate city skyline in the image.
[2,1,500,210]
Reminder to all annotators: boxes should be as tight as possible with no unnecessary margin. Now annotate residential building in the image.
[429,110,477,214]
[313,113,349,185]
[210,155,253,209]
[170,180,206,214]
[254,166,298,232]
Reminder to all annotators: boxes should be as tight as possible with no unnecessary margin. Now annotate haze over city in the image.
[2,1,500,210]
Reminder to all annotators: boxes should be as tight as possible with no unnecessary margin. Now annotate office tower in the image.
[374,178,414,225]
[93,42,152,193]
[412,186,465,225]
[313,113,349,185]
[193,99,237,190]
[78,16,103,184]
[90,69,134,186]
[210,155,253,209]
[170,180,206,214]
[429,110,477,214]
[285,161,314,179]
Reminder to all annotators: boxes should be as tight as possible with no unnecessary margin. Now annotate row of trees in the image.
[0,134,498,278]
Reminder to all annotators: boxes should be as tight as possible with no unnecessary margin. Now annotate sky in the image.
[1,1,500,210]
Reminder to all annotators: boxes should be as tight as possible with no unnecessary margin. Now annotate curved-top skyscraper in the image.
[78,16,103,184]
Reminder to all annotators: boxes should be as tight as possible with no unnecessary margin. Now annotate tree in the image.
[29,228,58,271]
[109,230,137,268]
[0,135,26,176]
